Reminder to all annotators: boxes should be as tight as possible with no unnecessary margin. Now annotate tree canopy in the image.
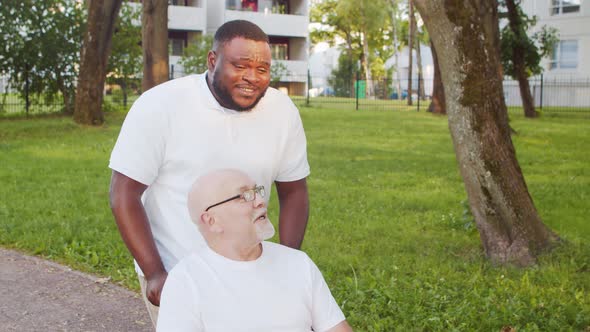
[0,0,85,112]
[310,0,394,84]
[178,35,213,75]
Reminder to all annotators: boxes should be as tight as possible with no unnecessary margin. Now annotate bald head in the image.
[188,169,275,259]
[187,169,252,224]
[187,169,274,254]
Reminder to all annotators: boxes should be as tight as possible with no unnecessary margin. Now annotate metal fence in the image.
[300,74,590,113]
[2,74,589,116]
[503,75,590,111]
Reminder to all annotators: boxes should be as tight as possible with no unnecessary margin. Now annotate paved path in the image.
[0,248,152,332]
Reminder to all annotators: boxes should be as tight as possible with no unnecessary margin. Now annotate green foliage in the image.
[532,25,560,61]
[178,35,214,75]
[328,51,358,97]
[270,61,289,84]
[1,110,589,329]
[107,4,142,97]
[327,53,392,98]
[0,0,85,109]
[311,0,417,85]
[310,0,395,80]
[309,0,343,48]
[499,2,559,78]
[270,0,288,14]
[369,57,388,80]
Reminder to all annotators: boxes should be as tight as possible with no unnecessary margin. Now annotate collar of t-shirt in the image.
[203,242,268,271]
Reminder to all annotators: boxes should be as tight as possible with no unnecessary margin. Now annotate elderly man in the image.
[156,169,352,332]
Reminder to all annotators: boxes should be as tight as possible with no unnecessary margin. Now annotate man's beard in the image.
[256,219,275,241]
[212,76,267,112]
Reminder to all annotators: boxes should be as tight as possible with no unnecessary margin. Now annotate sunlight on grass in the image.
[1,109,588,330]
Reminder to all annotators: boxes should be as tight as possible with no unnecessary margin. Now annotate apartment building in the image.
[521,0,589,78]
[129,0,309,95]
[503,0,590,108]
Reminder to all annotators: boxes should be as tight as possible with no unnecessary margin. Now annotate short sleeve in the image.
[108,94,168,186]
[157,264,204,332]
[308,256,346,332]
[275,99,310,182]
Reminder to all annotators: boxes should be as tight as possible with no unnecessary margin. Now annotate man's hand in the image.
[146,271,168,306]
[327,321,353,332]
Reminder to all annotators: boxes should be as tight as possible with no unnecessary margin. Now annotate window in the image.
[550,40,578,69]
[170,39,184,56]
[269,37,289,60]
[270,44,288,60]
[226,0,258,11]
[168,31,188,56]
[551,0,580,15]
[271,0,289,14]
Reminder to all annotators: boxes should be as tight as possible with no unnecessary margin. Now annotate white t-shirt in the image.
[109,74,310,274]
[157,242,346,332]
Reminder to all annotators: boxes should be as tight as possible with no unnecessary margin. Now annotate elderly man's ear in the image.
[200,212,223,233]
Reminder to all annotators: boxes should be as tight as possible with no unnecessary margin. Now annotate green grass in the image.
[1,109,588,331]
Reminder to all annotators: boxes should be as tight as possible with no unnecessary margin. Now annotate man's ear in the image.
[201,212,223,234]
[207,50,217,71]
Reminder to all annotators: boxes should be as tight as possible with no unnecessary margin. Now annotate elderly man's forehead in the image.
[207,170,253,191]
[223,179,255,196]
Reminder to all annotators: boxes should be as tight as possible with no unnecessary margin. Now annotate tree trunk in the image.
[407,0,414,106]
[57,72,75,115]
[62,87,75,115]
[415,28,425,100]
[74,0,122,125]
[345,33,355,98]
[505,0,537,118]
[362,32,374,98]
[359,0,374,98]
[414,0,558,266]
[390,0,403,100]
[120,79,128,108]
[142,0,169,92]
[427,40,446,114]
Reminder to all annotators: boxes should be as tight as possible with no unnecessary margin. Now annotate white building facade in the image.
[521,0,589,78]
[129,0,308,95]
[504,0,590,107]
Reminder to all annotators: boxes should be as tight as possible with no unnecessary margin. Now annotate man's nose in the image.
[242,68,260,83]
[253,193,265,208]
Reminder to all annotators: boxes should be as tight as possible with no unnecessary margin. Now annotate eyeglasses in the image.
[205,185,265,212]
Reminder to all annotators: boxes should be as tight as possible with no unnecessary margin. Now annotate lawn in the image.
[0,109,588,330]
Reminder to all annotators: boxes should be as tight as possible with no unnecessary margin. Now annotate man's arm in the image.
[327,321,353,332]
[275,178,309,249]
[109,170,167,306]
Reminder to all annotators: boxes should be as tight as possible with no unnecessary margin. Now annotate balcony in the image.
[224,10,307,37]
[127,2,206,31]
[169,5,206,31]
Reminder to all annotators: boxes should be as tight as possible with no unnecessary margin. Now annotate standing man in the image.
[109,20,309,326]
